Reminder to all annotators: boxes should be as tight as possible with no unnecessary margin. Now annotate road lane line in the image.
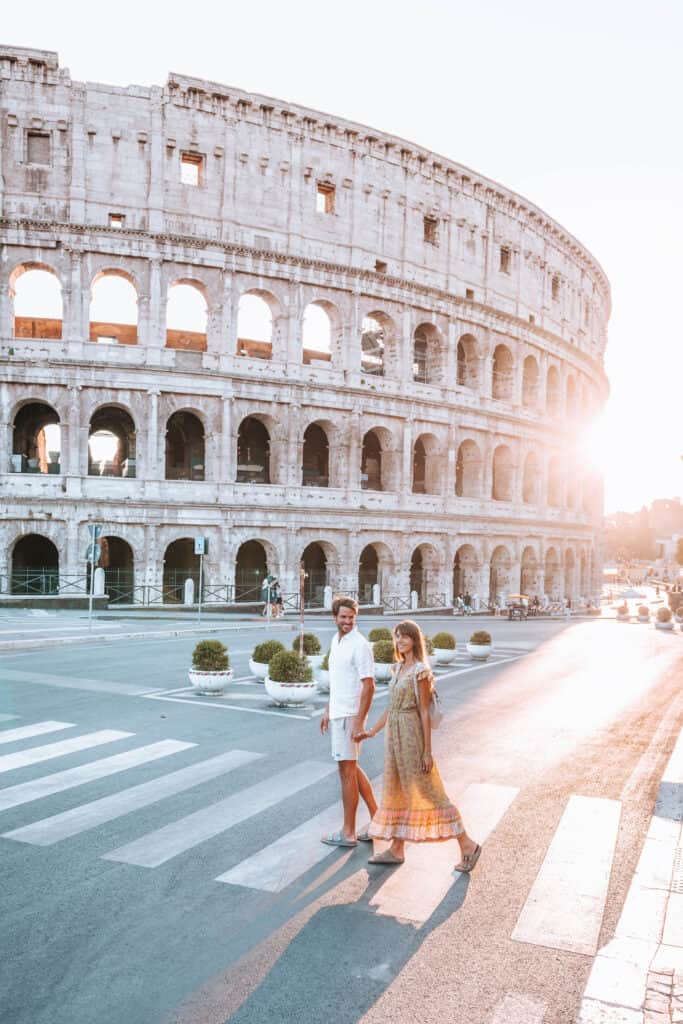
[0,721,75,745]
[512,795,621,955]
[0,715,18,723]
[103,760,337,867]
[0,730,133,775]
[3,749,262,846]
[141,694,311,720]
[0,740,195,811]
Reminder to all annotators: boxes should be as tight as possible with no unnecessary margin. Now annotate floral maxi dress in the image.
[368,661,464,842]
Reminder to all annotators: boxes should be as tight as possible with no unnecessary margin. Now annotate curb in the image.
[0,621,298,652]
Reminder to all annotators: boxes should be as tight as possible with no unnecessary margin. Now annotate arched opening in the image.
[88,407,136,477]
[302,303,332,364]
[358,544,379,605]
[489,545,512,606]
[547,457,563,507]
[236,417,270,484]
[412,323,442,385]
[410,544,439,606]
[412,437,427,494]
[457,334,478,388]
[302,542,328,607]
[521,546,538,596]
[545,548,561,599]
[522,355,539,408]
[492,445,514,501]
[163,538,200,603]
[564,549,576,599]
[361,430,383,491]
[302,423,329,487]
[11,534,59,594]
[89,272,138,345]
[546,366,561,417]
[165,411,205,481]
[11,265,63,340]
[166,282,207,351]
[237,292,274,360]
[492,345,514,401]
[566,376,578,419]
[522,452,540,504]
[93,536,135,604]
[413,433,441,495]
[235,540,268,602]
[11,402,61,474]
[453,544,479,600]
[455,439,482,497]
[361,312,392,376]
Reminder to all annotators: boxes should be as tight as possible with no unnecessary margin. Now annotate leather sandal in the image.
[368,850,404,865]
[454,843,482,873]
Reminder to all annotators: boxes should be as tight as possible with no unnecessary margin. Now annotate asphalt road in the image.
[1,610,682,1024]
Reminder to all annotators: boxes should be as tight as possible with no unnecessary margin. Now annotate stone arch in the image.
[94,536,135,604]
[412,322,443,385]
[492,444,514,501]
[409,542,441,606]
[361,311,396,377]
[358,540,395,604]
[547,456,563,507]
[361,426,399,492]
[522,355,540,408]
[236,289,281,360]
[492,344,514,401]
[166,279,208,352]
[453,544,480,599]
[546,365,561,417]
[162,538,199,603]
[10,263,63,340]
[522,451,540,504]
[520,545,539,596]
[88,405,136,477]
[165,411,205,481]
[234,540,270,602]
[300,540,339,607]
[302,299,340,365]
[489,544,513,606]
[236,416,271,484]
[301,422,330,487]
[412,432,443,495]
[580,549,590,597]
[545,547,561,599]
[89,269,139,345]
[11,401,61,474]
[10,534,59,594]
[456,333,479,388]
[564,548,576,599]
[455,439,483,497]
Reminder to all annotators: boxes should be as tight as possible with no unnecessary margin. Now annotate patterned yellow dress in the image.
[369,660,464,842]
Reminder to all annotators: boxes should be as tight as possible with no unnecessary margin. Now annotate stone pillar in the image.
[221,396,234,484]
[482,438,493,499]
[284,403,301,487]
[346,290,362,376]
[62,251,88,342]
[280,528,299,598]
[401,419,413,497]
[64,517,81,578]
[482,353,494,399]
[145,258,165,355]
[398,307,413,383]
[67,385,86,479]
[445,423,458,498]
[146,390,160,480]
[286,282,304,368]
[346,411,362,491]
[147,90,164,234]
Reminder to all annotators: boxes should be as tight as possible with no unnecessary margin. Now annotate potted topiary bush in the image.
[250,639,286,681]
[637,605,650,623]
[656,606,674,631]
[368,627,392,643]
[616,603,630,622]
[431,631,457,665]
[316,650,330,693]
[292,633,324,670]
[189,640,232,694]
[466,630,492,661]
[373,639,395,682]
[265,650,317,705]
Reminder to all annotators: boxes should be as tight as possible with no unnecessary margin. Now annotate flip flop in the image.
[356,830,373,843]
[368,850,404,865]
[454,843,482,873]
[321,830,357,848]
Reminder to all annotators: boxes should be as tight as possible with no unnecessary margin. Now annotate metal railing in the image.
[384,593,447,613]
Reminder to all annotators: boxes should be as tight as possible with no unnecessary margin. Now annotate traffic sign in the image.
[86,543,101,563]
[87,524,103,539]
[194,537,207,556]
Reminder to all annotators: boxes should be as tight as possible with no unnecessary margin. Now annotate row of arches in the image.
[10,265,596,411]
[7,534,592,607]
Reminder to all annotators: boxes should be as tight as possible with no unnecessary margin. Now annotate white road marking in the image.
[3,749,262,846]
[2,670,165,697]
[0,739,195,812]
[370,782,519,925]
[489,992,546,1024]
[0,730,132,775]
[0,721,75,745]
[0,715,19,723]
[512,795,622,955]
[142,693,312,720]
[103,759,337,867]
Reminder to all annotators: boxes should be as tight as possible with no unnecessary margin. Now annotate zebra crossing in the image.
[0,713,627,948]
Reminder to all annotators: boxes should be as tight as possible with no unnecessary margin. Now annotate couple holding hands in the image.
[319,596,481,871]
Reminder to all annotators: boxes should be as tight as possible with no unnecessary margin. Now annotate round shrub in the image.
[657,606,672,623]
[292,633,321,656]
[269,650,313,683]
[469,630,492,646]
[192,640,229,672]
[368,627,392,643]
[431,631,456,650]
[321,651,330,671]
[424,636,434,656]
[373,639,395,664]
[637,606,649,617]
[253,639,285,663]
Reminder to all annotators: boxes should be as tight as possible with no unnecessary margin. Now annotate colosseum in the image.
[1,45,610,612]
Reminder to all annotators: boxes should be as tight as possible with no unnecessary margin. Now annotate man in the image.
[320,596,377,847]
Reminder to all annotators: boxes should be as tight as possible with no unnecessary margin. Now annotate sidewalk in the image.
[579,725,683,1023]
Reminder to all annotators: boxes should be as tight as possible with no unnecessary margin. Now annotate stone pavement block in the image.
[651,944,683,974]
[616,885,669,944]
[635,835,679,890]
[577,998,642,1023]
[663,893,683,946]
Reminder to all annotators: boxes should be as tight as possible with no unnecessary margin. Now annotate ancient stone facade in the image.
[0,45,610,607]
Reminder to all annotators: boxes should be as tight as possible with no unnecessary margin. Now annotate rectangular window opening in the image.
[499,246,511,273]
[375,260,387,273]
[465,288,475,300]
[180,152,203,186]
[109,213,125,228]
[316,183,335,214]
[551,275,560,302]
[27,131,51,166]
[529,314,535,325]
[423,216,438,245]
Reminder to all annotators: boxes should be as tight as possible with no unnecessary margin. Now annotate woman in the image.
[355,619,481,870]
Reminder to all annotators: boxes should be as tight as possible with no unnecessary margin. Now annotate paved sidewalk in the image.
[579,725,683,1023]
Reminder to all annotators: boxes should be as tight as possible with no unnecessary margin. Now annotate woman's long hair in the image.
[393,619,430,666]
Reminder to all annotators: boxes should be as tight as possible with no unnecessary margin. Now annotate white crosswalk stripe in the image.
[0,729,132,774]
[0,721,75,745]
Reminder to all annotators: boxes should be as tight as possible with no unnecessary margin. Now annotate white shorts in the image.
[330,715,359,762]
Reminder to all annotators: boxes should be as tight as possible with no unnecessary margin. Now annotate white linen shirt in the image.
[328,627,375,719]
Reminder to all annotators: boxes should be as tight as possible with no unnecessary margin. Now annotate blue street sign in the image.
[88,524,103,539]
[86,543,101,562]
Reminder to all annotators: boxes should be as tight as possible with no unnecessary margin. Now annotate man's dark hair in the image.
[332,595,359,616]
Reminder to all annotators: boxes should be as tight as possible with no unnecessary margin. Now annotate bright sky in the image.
[8,0,682,512]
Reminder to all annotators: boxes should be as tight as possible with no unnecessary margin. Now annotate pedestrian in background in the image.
[355,619,481,871]
[319,596,377,847]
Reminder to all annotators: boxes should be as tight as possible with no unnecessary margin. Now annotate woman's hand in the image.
[421,752,433,773]
[353,728,373,742]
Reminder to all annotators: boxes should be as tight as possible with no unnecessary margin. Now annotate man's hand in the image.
[352,714,366,741]
[320,712,330,734]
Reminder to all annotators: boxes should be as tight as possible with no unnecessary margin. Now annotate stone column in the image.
[284,403,301,487]
[62,251,88,342]
[144,258,165,356]
[66,384,86,479]
[221,396,234,484]
[147,90,164,234]
[0,383,12,472]
[146,390,160,480]
[482,438,494,499]
[346,410,362,491]
[401,419,413,498]
[445,423,458,498]
[286,282,304,368]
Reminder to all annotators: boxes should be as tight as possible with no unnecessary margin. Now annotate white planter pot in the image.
[616,614,630,622]
[655,620,674,631]
[637,615,649,623]
[466,643,491,661]
[264,676,318,706]
[188,668,233,695]
[433,648,456,665]
[316,668,330,693]
[307,654,324,671]
[249,658,269,681]
[374,662,393,682]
